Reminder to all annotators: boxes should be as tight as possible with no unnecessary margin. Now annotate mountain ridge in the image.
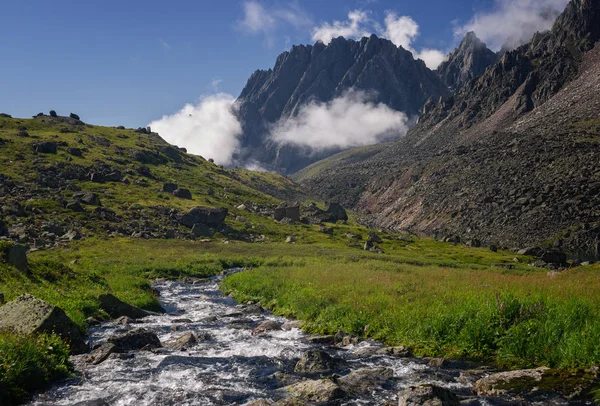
[234,35,450,173]
[297,0,600,258]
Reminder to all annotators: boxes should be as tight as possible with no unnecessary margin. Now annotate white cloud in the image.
[311,10,371,45]
[455,0,569,50]
[270,90,409,152]
[148,94,242,165]
[381,13,446,69]
[238,1,313,47]
[382,13,418,49]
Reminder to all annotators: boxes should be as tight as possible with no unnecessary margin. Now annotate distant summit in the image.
[436,32,498,91]
[234,35,450,174]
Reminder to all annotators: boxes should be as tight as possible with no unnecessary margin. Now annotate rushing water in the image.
[29,271,587,406]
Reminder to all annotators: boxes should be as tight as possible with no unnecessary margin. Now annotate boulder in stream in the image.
[164,332,197,351]
[107,328,162,351]
[473,367,549,396]
[284,378,346,403]
[252,320,281,335]
[399,384,460,406]
[87,343,119,365]
[294,350,348,374]
[338,367,394,395]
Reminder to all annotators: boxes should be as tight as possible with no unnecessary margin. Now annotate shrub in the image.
[0,333,72,405]
[69,113,80,120]
[49,110,57,117]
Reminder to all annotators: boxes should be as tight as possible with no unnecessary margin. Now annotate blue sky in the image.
[0,0,568,128]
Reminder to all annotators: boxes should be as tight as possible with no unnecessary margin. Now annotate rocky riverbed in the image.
[29,271,596,405]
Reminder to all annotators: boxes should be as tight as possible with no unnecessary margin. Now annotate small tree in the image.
[69,113,80,120]
[49,110,57,117]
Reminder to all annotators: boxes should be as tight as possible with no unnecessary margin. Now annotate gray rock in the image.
[66,200,84,212]
[274,202,300,222]
[338,367,394,395]
[252,320,281,335]
[294,350,348,374]
[324,202,348,222]
[87,343,119,365]
[473,367,548,396]
[0,220,8,237]
[0,294,88,354]
[98,293,151,319]
[399,384,460,406]
[33,141,57,154]
[73,191,101,206]
[107,328,162,351]
[281,320,302,330]
[284,378,346,403]
[192,223,213,238]
[177,207,228,228]
[3,243,28,273]
[164,332,197,350]
[162,183,178,193]
[172,188,192,199]
[67,147,82,156]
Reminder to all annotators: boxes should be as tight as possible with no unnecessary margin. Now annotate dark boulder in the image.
[399,384,460,406]
[107,328,161,351]
[517,247,545,256]
[67,147,82,156]
[294,350,348,374]
[98,293,151,319]
[66,200,84,212]
[338,367,394,396]
[191,223,214,238]
[172,188,192,199]
[540,249,567,266]
[1,243,28,273]
[284,379,346,403]
[32,141,57,154]
[136,165,152,177]
[162,183,178,193]
[324,202,348,222]
[274,201,300,221]
[177,207,228,228]
[0,294,88,354]
[87,343,119,365]
[0,220,8,237]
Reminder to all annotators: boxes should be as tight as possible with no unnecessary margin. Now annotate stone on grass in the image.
[172,188,192,199]
[98,293,150,319]
[0,294,88,354]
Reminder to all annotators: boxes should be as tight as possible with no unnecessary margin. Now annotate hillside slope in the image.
[299,0,600,258]
[0,114,313,249]
[235,35,450,174]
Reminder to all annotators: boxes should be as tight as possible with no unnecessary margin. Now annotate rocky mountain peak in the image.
[436,32,498,91]
[235,35,449,173]
[552,0,600,51]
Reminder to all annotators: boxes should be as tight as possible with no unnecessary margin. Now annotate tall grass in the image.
[0,333,72,406]
[222,260,600,369]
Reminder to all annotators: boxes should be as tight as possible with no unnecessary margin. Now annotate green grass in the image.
[221,252,600,370]
[0,333,72,406]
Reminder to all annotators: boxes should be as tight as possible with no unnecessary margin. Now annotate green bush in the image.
[0,333,72,405]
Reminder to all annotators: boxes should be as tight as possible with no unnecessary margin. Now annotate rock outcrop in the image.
[0,294,88,354]
[436,32,499,91]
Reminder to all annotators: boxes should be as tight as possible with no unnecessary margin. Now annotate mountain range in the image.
[296,0,600,258]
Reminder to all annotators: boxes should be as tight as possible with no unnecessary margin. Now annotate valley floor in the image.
[2,237,600,403]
